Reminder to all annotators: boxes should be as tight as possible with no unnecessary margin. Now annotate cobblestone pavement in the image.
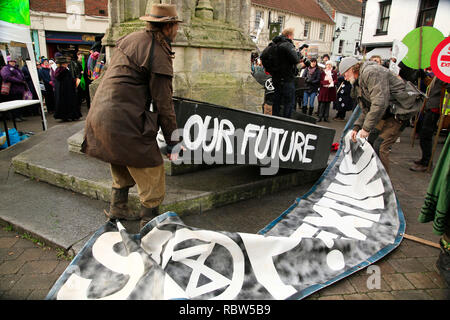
[0,107,448,300]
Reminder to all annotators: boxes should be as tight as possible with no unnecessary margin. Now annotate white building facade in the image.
[361,0,450,58]
[30,0,108,60]
[250,0,335,58]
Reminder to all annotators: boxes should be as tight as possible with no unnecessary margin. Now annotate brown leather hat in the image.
[139,4,183,23]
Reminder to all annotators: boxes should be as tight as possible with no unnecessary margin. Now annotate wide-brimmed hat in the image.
[139,4,182,23]
[55,56,69,64]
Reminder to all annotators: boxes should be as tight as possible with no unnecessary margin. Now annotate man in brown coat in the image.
[81,4,182,228]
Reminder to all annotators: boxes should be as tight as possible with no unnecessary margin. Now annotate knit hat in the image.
[339,57,359,74]
[6,56,16,63]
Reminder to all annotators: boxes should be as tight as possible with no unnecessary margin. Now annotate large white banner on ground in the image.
[46,107,405,300]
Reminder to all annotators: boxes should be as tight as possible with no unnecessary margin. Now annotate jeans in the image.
[303,91,317,110]
[272,79,296,118]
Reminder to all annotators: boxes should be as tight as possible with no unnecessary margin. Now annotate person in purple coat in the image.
[0,56,27,121]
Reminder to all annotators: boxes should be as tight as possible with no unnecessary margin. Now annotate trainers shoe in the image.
[409,163,428,172]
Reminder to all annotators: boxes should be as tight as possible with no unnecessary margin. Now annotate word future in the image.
[181,114,317,164]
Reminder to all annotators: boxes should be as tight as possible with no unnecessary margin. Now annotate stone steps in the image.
[12,121,324,216]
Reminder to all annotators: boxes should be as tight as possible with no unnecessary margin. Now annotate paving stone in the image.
[404,272,440,289]
[0,259,26,275]
[400,241,440,258]
[13,274,58,290]
[52,260,71,276]
[391,290,433,300]
[0,289,32,300]
[39,248,59,260]
[318,295,345,300]
[27,289,50,300]
[0,274,22,291]
[12,237,39,249]
[0,248,24,261]
[342,293,370,300]
[0,237,19,249]
[417,257,439,272]
[375,260,396,274]
[386,247,407,259]
[317,279,356,296]
[19,260,59,274]
[425,289,450,300]
[348,274,391,293]
[17,248,45,261]
[366,291,396,300]
[382,274,414,290]
[424,271,448,289]
[388,258,428,273]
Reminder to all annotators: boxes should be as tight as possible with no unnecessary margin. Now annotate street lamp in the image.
[332,27,341,41]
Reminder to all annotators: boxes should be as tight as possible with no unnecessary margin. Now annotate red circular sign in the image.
[430,37,450,83]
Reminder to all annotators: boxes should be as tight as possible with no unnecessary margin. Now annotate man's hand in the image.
[166,144,186,161]
[359,128,370,140]
[351,129,369,142]
[351,129,358,143]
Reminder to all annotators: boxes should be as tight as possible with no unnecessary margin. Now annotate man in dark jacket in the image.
[81,4,182,229]
[410,77,449,172]
[270,28,300,118]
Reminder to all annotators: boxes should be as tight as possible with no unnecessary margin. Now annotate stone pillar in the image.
[98,0,263,111]
[195,0,214,20]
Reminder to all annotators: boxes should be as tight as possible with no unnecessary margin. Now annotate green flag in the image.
[0,0,31,26]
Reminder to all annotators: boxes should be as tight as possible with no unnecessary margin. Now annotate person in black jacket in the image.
[270,28,300,118]
[302,58,321,115]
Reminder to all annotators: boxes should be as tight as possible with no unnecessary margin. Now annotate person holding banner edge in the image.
[340,57,422,174]
[81,4,183,229]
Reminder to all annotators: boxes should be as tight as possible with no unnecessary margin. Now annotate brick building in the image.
[29,0,109,60]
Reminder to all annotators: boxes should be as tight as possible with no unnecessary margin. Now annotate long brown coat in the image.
[81,25,179,168]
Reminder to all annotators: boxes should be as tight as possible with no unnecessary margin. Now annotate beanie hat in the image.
[339,57,359,74]
[6,56,16,63]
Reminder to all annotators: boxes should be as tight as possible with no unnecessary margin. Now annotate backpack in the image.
[260,42,280,75]
[389,79,426,121]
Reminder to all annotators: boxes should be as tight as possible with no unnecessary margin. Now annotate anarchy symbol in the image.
[161,228,245,299]
[265,78,274,91]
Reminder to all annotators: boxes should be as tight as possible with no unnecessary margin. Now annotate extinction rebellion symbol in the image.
[430,37,450,83]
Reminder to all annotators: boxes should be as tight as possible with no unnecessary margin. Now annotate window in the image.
[304,21,310,38]
[278,16,285,30]
[338,40,344,54]
[416,0,439,27]
[376,1,391,35]
[354,41,360,55]
[341,16,348,30]
[255,10,263,30]
[319,24,325,40]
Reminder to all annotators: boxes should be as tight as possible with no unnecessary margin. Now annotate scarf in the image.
[308,66,317,75]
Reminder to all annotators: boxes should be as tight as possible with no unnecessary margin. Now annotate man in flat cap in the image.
[81,4,182,229]
[339,56,422,174]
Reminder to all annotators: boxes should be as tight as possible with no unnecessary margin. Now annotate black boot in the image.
[308,107,313,116]
[104,187,140,221]
[302,106,307,114]
[139,206,159,229]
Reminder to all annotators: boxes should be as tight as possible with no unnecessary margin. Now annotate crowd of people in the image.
[250,27,448,176]
[0,37,105,123]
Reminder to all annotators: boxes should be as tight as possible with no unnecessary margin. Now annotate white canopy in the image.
[0,20,47,130]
